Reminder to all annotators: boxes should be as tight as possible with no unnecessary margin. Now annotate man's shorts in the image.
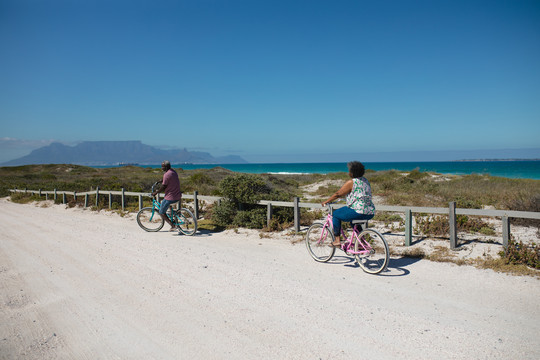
[159,199,179,215]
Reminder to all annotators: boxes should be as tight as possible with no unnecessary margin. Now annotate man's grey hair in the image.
[162,160,171,169]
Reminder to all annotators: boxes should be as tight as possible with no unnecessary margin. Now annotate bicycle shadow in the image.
[329,254,420,277]
[170,229,216,237]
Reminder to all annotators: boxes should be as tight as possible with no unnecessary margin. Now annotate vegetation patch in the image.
[500,239,540,269]
[210,174,295,230]
[414,214,495,237]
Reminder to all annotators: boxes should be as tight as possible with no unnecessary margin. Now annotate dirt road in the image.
[1,199,539,359]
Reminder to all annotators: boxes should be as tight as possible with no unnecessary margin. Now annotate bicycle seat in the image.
[351,220,368,230]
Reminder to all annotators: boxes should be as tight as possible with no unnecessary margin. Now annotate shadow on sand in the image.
[328,253,422,277]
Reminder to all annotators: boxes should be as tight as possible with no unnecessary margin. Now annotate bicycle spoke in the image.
[305,223,335,263]
[354,229,389,274]
[175,208,197,236]
[136,207,164,232]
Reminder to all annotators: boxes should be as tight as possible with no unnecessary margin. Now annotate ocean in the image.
[161,161,540,180]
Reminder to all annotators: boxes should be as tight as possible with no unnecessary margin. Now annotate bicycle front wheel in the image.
[174,208,198,236]
[137,207,164,232]
[354,229,389,274]
[305,223,335,263]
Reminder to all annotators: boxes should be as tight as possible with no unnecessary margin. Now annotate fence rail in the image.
[10,188,540,250]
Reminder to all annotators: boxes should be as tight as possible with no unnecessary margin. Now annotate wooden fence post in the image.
[84,194,89,207]
[121,188,125,211]
[39,189,42,198]
[96,187,100,208]
[62,192,66,204]
[267,203,273,228]
[54,189,57,201]
[449,202,457,250]
[405,209,412,246]
[139,194,143,211]
[109,192,112,209]
[74,191,77,203]
[502,216,510,248]
[194,191,199,219]
[294,197,300,232]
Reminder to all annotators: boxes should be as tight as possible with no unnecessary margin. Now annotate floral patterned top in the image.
[346,177,375,215]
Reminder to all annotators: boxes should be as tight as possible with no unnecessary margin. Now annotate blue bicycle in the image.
[136,182,197,236]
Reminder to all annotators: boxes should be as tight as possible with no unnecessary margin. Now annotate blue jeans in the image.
[159,199,179,215]
[332,207,374,236]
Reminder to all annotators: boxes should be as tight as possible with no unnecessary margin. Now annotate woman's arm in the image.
[321,179,353,206]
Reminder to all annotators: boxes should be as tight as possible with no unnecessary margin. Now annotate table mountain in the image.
[1,141,247,166]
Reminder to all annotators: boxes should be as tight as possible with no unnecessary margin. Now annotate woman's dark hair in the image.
[347,161,365,178]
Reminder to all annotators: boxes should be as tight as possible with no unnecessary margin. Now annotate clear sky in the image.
[1,0,539,163]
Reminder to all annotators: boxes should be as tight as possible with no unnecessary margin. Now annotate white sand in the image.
[1,198,539,359]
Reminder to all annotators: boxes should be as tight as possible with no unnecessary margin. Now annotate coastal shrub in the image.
[265,218,292,232]
[181,172,216,194]
[233,207,267,229]
[406,168,429,181]
[374,213,404,231]
[219,174,270,206]
[505,194,540,227]
[10,192,40,204]
[415,215,448,236]
[455,197,483,209]
[300,209,324,226]
[312,184,340,197]
[211,175,271,228]
[500,239,540,269]
[210,174,297,229]
[373,213,403,224]
[415,214,495,237]
[210,200,236,227]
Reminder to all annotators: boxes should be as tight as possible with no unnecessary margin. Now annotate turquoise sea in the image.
[165,161,540,180]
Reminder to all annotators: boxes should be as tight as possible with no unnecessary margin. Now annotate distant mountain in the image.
[0,141,248,166]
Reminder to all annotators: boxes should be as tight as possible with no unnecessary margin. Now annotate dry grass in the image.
[474,258,540,278]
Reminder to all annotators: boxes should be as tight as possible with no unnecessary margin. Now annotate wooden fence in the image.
[10,188,540,250]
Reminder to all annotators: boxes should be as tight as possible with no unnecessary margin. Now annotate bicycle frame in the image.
[148,183,182,226]
[306,205,389,273]
[320,212,372,256]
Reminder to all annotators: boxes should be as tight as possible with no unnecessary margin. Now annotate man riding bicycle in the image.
[151,160,182,231]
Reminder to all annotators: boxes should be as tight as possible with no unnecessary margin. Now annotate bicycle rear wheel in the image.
[137,207,164,232]
[354,229,389,274]
[174,208,197,236]
[305,223,335,263]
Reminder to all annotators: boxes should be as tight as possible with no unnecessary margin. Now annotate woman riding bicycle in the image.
[321,161,375,247]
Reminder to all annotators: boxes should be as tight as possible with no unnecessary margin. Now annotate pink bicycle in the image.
[305,205,389,274]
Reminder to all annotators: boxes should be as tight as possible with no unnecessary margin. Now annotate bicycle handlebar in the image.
[150,181,162,197]
[324,203,334,215]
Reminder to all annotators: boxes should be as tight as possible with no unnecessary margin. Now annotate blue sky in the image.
[1,0,539,163]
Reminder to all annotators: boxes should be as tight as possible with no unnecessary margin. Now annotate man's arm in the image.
[152,181,167,196]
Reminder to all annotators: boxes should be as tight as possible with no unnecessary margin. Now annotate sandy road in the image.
[1,198,539,359]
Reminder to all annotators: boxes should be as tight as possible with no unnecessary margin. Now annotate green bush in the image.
[211,175,271,228]
[500,239,540,269]
[210,174,296,229]
[211,200,237,227]
[233,208,267,229]
[219,174,270,205]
